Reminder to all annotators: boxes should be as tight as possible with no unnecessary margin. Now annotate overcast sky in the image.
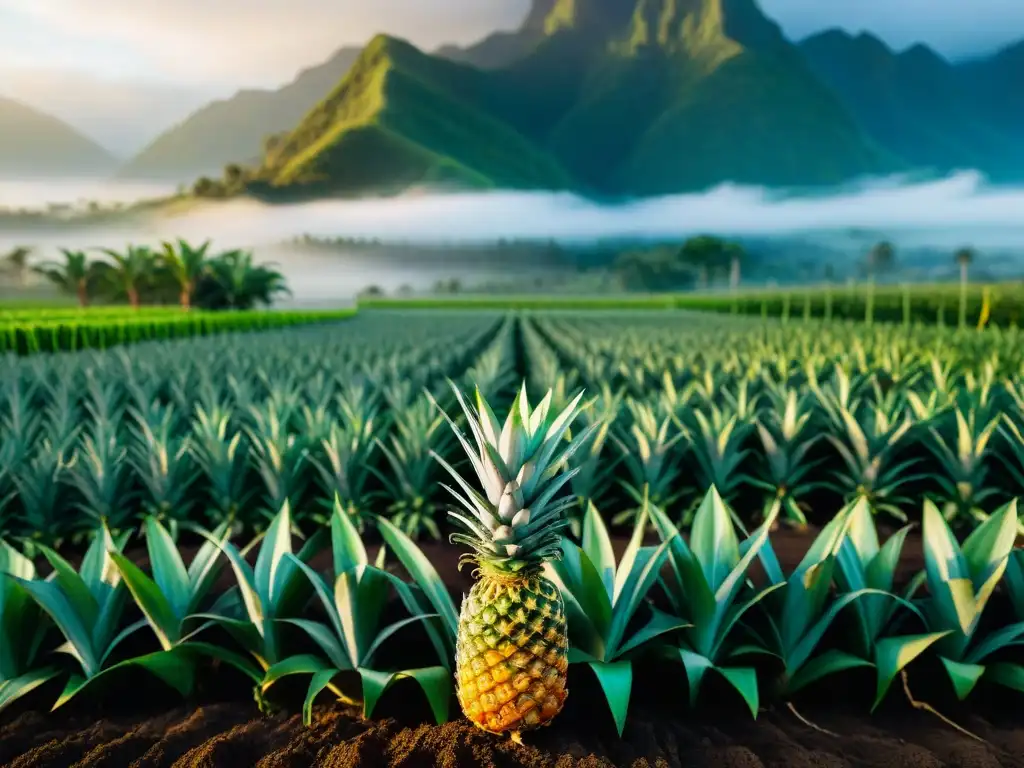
[2,0,1022,154]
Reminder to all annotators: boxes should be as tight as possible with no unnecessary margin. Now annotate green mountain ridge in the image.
[957,40,1024,148]
[251,36,573,194]
[0,96,116,178]
[248,0,896,198]
[798,29,1024,180]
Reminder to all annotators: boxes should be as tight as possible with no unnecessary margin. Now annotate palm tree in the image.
[97,245,156,309]
[955,246,976,329]
[2,246,31,286]
[33,249,95,307]
[159,238,211,310]
[864,241,895,325]
[726,242,745,291]
[199,249,290,309]
[867,241,895,277]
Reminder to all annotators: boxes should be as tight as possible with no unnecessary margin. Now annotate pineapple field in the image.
[1,308,1024,767]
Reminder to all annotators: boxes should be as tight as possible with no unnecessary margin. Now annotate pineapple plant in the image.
[432,381,593,738]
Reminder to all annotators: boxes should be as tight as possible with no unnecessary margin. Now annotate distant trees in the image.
[191,162,252,198]
[193,249,290,310]
[614,247,693,292]
[33,249,96,307]
[192,177,219,197]
[866,240,896,278]
[30,240,289,310]
[860,240,897,326]
[263,133,286,156]
[955,246,976,329]
[613,235,745,292]
[224,164,244,186]
[159,238,212,310]
[1,246,31,286]
[432,278,463,294]
[678,235,746,290]
[955,246,975,284]
[725,242,744,291]
[97,245,155,309]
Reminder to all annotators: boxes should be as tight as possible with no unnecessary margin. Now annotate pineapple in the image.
[432,382,593,736]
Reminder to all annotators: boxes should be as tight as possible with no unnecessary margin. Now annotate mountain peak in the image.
[535,0,636,36]
[898,42,949,70]
[610,0,785,62]
[801,28,890,55]
[0,95,115,177]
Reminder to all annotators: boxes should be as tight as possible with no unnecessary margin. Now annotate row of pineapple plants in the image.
[5,311,1024,545]
[0,309,357,355]
[2,381,1023,744]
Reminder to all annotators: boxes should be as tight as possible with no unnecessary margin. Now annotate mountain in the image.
[434,0,556,68]
[118,46,363,180]
[251,36,574,195]
[799,30,1024,180]
[248,0,894,198]
[0,96,116,178]
[957,39,1024,157]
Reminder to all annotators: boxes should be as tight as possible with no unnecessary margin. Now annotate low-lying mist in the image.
[2,170,1024,304]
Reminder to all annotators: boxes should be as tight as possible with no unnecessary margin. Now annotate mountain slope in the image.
[541,0,894,193]
[799,30,1024,179]
[251,0,894,198]
[957,40,1024,167]
[119,47,362,180]
[252,36,573,195]
[0,96,116,177]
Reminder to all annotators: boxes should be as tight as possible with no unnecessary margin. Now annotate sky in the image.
[1,0,1023,154]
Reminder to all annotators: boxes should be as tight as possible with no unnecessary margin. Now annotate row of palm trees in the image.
[863,241,978,279]
[4,240,290,310]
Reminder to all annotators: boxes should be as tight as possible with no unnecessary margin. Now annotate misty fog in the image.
[2,170,1024,304]
[0,179,178,210]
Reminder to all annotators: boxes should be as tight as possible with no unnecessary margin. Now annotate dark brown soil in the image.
[2,696,1023,768]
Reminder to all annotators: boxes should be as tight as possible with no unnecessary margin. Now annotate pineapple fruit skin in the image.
[455,572,569,734]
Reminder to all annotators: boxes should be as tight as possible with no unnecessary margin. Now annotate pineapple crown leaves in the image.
[10,522,130,681]
[428,380,597,571]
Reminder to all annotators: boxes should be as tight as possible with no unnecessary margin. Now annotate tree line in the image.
[613,236,747,292]
[614,236,982,293]
[0,240,290,310]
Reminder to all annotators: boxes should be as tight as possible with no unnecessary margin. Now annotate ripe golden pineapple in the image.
[433,382,593,736]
